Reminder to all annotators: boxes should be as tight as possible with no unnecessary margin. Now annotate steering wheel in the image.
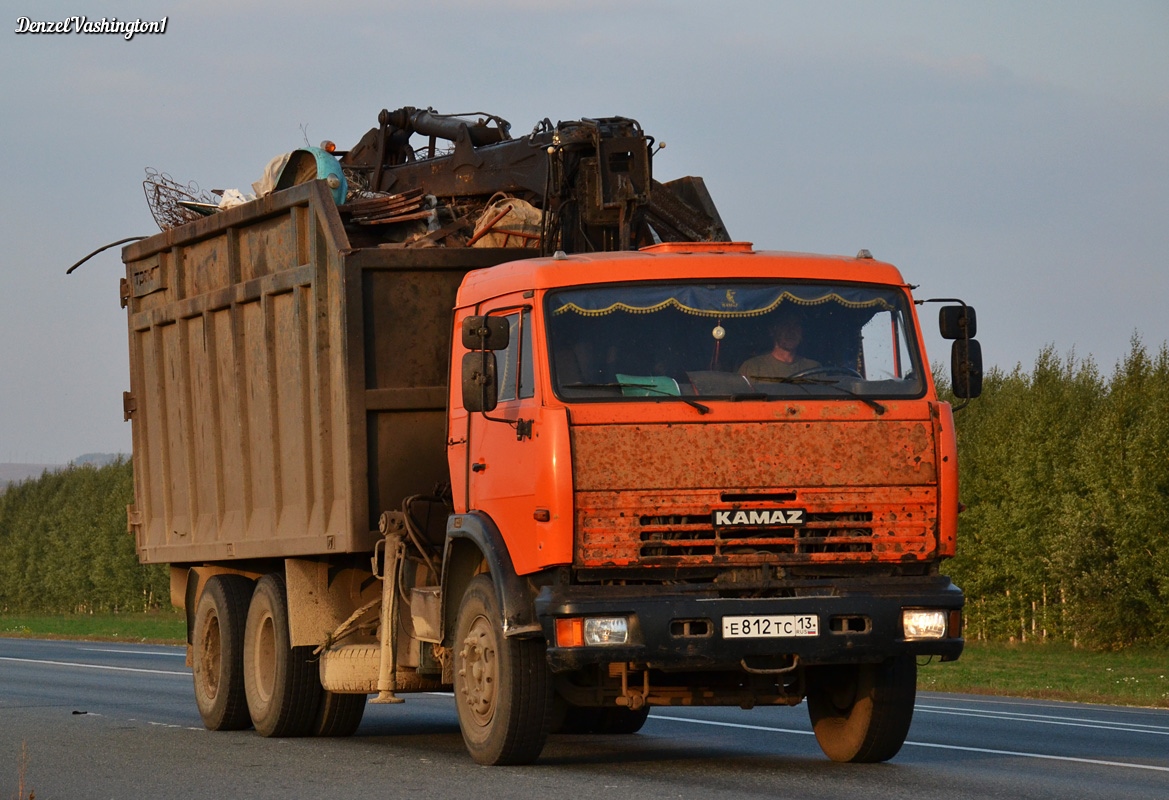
[789,365,863,379]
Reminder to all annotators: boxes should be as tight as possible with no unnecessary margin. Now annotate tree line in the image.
[2,341,1166,648]
[0,459,168,614]
[946,338,1169,649]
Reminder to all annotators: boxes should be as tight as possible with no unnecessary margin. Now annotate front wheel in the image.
[453,575,552,765]
[555,704,650,735]
[805,656,916,763]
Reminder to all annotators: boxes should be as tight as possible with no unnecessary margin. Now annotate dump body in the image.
[122,181,534,564]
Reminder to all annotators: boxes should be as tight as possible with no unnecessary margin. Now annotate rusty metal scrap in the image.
[142,104,731,254]
[340,106,731,254]
[343,189,432,225]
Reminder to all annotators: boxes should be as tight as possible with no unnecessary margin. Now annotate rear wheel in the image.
[192,574,254,731]
[312,691,367,737]
[806,656,917,763]
[453,575,552,765]
[243,573,323,737]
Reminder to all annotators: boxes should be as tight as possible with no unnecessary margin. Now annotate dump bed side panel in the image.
[124,183,357,563]
[123,181,537,564]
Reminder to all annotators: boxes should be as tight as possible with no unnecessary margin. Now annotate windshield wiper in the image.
[561,382,711,415]
[750,376,886,415]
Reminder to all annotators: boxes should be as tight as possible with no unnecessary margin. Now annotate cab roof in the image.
[455,242,910,307]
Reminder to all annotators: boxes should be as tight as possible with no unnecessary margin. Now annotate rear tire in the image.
[453,575,552,765]
[243,573,323,737]
[192,574,254,731]
[806,656,917,763]
[312,691,367,737]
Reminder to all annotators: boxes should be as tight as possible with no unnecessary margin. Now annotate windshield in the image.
[546,282,925,401]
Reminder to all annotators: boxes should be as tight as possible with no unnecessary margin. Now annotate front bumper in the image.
[535,576,964,672]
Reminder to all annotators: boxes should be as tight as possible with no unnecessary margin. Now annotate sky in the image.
[2,1,1167,463]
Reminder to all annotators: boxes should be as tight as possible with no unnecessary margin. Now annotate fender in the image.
[440,512,543,644]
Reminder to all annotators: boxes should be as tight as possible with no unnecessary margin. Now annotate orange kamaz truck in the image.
[119,106,981,766]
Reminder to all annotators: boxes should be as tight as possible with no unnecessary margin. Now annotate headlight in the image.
[584,617,629,645]
[555,616,630,647]
[902,609,948,640]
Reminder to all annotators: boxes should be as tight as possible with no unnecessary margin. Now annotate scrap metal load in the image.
[336,106,730,252]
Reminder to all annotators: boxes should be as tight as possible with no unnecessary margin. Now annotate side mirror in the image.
[951,338,983,399]
[461,315,510,351]
[461,352,498,412]
[939,305,977,340]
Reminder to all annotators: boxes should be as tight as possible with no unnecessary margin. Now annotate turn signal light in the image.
[556,618,584,648]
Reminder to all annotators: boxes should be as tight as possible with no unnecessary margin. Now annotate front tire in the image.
[243,573,323,737]
[595,706,650,735]
[806,656,917,763]
[453,575,552,765]
[192,574,254,731]
[555,704,650,735]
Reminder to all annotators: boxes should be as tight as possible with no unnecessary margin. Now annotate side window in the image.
[496,310,534,402]
[859,309,914,380]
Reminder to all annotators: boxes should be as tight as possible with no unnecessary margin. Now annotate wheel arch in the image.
[441,512,541,648]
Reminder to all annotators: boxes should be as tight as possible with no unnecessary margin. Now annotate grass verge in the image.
[919,640,1169,708]
[2,614,1166,709]
[0,610,185,643]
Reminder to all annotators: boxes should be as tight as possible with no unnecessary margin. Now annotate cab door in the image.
[466,301,545,570]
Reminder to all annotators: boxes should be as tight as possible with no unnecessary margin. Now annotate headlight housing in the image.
[902,609,948,640]
[555,616,630,647]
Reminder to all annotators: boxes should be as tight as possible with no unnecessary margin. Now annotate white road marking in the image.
[0,656,188,676]
[906,740,1169,773]
[77,647,184,657]
[919,693,1164,717]
[916,704,1169,735]
[648,714,1169,773]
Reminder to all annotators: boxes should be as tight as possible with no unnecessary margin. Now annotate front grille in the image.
[638,512,874,558]
[574,488,937,568]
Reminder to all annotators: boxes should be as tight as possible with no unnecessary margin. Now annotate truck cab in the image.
[447,242,967,763]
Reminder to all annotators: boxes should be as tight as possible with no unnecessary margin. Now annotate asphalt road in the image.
[1,638,1166,799]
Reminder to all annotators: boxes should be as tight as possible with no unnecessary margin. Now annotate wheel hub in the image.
[198,615,223,698]
[458,615,497,726]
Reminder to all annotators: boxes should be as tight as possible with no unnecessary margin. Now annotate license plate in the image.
[722,614,819,638]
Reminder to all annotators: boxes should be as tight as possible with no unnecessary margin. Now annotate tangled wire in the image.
[142,168,216,231]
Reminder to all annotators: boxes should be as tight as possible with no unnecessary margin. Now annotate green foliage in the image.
[949,339,1169,649]
[0,460,169,613]
[919,641,1169,708]
[0,611,184,641]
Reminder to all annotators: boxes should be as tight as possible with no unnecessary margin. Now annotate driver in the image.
[739,314,819,379]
